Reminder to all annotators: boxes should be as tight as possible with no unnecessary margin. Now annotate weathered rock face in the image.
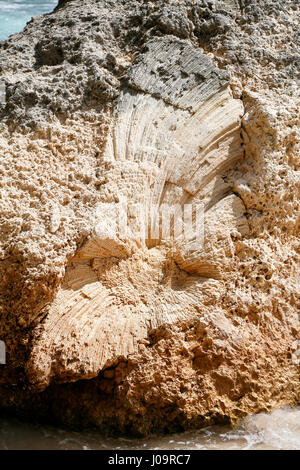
[0,0,299,435]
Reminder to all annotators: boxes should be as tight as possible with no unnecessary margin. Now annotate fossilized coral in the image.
[26,36,247,389]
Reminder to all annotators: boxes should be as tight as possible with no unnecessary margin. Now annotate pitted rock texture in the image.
[0,0,299,435]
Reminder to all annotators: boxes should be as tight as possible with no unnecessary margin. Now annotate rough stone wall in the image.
[0,0,299,435]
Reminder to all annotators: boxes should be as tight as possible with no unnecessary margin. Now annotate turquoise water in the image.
[0,0,57,40]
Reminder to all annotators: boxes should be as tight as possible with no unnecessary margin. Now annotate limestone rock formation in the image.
[0,0,299,435]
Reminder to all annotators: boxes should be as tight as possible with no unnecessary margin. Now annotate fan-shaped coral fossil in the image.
[26,37,247,389]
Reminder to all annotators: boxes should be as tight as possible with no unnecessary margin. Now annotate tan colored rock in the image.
[0,0,298,435]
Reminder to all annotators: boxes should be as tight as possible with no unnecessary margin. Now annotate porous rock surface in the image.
[0,0,299,435]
